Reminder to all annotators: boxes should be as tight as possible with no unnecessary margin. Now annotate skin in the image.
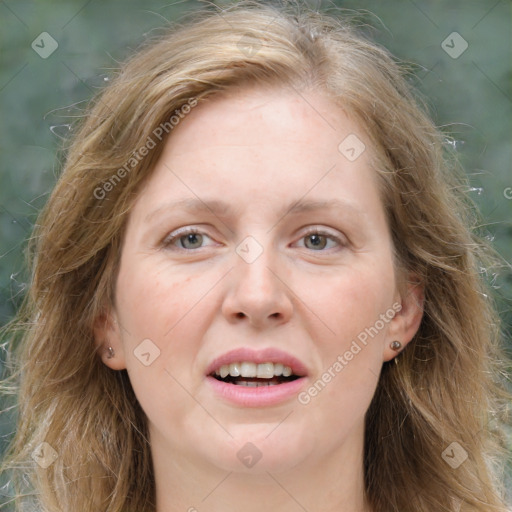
[95,86,424,512]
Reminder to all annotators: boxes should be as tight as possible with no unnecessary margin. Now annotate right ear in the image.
[93,307,127,370]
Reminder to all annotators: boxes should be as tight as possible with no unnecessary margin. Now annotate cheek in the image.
[114,259,224,392]
[114,264,215,424]
[115,259,210,341]
[309,263,396,342]
[305,266,394,412]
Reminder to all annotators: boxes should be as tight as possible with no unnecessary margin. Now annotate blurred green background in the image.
[2,0,510,328]
[0,0,511,506]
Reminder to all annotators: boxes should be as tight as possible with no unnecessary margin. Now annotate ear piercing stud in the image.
[390,340,402,351]
[107,346,115,359]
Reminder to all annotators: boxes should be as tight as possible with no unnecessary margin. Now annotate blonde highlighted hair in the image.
[1,1,510,511]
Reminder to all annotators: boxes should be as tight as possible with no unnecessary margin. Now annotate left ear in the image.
[383,274,424,362]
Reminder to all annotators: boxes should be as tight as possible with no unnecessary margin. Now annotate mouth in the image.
[205,348,308,407]
[209,361,301,387]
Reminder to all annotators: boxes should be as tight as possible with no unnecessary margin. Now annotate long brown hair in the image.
[1,2,510,511]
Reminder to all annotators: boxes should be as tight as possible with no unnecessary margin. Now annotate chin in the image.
[198,425,315,475]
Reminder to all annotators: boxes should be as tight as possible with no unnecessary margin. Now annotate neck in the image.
[151,426,369,512]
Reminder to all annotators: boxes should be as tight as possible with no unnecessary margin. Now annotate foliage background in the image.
[0,0,511,506]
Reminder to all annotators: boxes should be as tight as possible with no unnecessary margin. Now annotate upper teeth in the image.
[214,362,293,379]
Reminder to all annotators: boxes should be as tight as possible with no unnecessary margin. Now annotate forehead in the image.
[132,86,382,220]
[166,86,360,156]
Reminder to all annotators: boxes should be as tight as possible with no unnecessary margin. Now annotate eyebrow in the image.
[287,199,363,216]
[144,197,364,224]
[145,198,233,224]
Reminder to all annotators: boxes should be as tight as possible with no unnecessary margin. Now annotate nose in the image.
[221,244,293,329]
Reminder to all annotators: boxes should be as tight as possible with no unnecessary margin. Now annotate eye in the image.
[162,228,216,250]
[295,229,345,251]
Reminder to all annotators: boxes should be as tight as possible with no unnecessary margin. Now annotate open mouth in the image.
[210,362,302,387]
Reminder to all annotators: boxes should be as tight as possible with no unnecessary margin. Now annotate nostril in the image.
[235,312,245,319]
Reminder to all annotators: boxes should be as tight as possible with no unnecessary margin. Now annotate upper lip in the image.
[206,347,309,377]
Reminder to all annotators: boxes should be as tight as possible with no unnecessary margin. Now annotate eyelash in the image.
[162,227,346,252]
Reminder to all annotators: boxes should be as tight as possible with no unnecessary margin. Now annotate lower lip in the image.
[206,376,307,407]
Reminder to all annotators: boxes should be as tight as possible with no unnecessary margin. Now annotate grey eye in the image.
[179,233,204,249]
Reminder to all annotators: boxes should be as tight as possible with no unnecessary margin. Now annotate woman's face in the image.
[98,86,422,475]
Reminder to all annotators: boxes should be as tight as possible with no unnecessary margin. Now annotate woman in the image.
[1,1,510,511]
